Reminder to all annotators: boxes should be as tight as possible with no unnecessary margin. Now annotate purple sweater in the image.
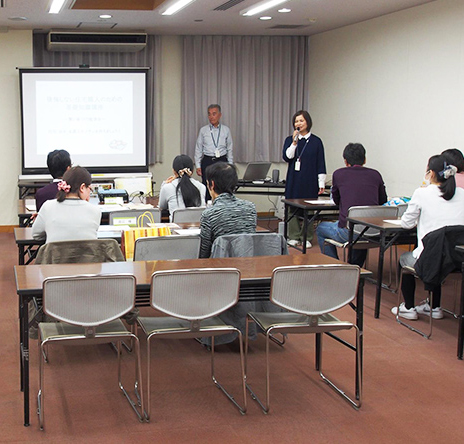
[332,166,387,228]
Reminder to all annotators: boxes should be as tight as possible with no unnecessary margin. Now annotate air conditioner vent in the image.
[214,0,245,11]
[47,31,147,52]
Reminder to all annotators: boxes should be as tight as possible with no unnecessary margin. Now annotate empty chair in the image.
[245,264,361,413]
[171,207,206,223]
[133,235,200,261]
[109,209,161,227]
[37,274,144,430]
[137,268,247,420]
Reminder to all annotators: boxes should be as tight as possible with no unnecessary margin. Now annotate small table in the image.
[346,217,416,318]
[283,198,339,254]
[15,253,370,426]
[456,245,464,359]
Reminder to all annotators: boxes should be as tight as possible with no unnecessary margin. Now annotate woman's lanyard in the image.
[295,136,310,171]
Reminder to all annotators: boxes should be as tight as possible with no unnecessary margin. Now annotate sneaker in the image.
[287,239,299,247]
[391,302,418,320]
[305,241,312,249]
[415,302,444,320]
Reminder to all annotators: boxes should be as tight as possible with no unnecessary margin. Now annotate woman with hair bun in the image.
[32,166,101,243]
[392,154,464,320]
[159,154,206,220]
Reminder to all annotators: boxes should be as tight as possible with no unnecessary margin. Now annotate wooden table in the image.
[15,253,370,426]
[283,198,339,254]
[346,216,416,318]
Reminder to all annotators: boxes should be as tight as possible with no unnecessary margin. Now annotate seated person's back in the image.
[316,143,387,266]
[35,149,72,212]
[32,166,101,243]
[199,162,256,258]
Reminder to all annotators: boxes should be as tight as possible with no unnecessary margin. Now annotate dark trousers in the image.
[201,155,228,201]
[401,270,442,309]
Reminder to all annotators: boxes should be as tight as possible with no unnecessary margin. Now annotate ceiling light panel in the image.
[240,0,288,17]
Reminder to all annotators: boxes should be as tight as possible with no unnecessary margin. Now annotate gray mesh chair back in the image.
[151,268,240,320]
[138,267,247,419]
[396,204,408,217]
[133,235,200,261]
[109,209,161,227]
[43,274,136,326]
[245,264,362,412]
[270,264,360,315]
[349,205,398,237]
[171,207,206,223]
[38,274,144,429]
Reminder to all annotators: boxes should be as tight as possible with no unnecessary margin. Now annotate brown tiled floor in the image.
[2,232,464,443]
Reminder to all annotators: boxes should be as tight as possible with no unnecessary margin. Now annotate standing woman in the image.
[283,110,327,247]
[391,154,464,320]
[159,154,206,220]
[32,166,101,243]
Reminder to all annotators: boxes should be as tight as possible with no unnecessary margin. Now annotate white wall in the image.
[0,31,32,225]
[309,0,464,197]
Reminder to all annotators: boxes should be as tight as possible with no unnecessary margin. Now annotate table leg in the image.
[284,204,289,241]
[356,279,364,398]
[348,224,354,264]
[458,263,464,360]
[315,333,321,370]
[374,232,387,318]
[19,245,25,266]
[302,210,308,254]
[20,296,30,426]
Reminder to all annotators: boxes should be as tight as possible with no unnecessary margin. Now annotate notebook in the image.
[241,162,272,182]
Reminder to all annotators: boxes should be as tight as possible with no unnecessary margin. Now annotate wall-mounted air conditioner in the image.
[47,31,148,52]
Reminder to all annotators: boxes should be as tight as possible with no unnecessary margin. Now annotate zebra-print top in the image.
[199,193,257,258]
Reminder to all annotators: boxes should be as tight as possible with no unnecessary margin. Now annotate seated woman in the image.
[392,154,464,320]
[199,162,257,258]
[32,166,101,243]
[159,154,206,220]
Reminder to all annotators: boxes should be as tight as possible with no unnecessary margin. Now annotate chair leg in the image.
[245,318,272,414]
[319,326,362,409]
[211,330,247,415]
[268,333,286,347]
[117,336,145,422]
[395,269,433,339]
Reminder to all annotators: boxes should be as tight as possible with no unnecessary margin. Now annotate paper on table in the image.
[384,219,402,225]
[148,223,180,229]
[25,199,36,212]
[98,225,130,231]
[174,229,201,236]
[304,199,335,205]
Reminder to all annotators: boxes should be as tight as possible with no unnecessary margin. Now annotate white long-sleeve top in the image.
[401,184,464,258]
[32,199,102,243]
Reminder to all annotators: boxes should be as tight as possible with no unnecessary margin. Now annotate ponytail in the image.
[427,154,457,201]
[172,155,201,207]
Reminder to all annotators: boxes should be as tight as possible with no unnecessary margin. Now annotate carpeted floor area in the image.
[1,231,463,443]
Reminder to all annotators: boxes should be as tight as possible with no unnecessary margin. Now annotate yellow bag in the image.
[121,212,171,260]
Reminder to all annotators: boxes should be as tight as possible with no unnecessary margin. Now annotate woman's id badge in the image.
[295,159,301,171]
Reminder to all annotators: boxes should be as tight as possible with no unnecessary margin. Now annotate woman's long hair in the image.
[173,155,201,207]
[56,166,91,202]
[428,154,457,201]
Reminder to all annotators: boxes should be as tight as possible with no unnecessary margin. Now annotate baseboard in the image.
[0,226,15,233]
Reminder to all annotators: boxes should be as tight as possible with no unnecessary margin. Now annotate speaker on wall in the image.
[272,169,280,183]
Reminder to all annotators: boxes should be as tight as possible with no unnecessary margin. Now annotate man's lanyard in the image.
[210,124,221,148]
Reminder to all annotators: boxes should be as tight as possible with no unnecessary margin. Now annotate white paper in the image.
[304,199,335,205]
[25,199,36,212]
[174,229,201,236]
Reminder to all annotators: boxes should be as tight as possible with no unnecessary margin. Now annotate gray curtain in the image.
[32,34,162,164]
[182,35,310,163]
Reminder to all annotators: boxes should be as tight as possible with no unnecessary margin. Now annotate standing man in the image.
[195,104,233,199]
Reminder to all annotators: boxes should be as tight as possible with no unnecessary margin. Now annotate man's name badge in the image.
[295,159,301,171]
[215,149,220,158]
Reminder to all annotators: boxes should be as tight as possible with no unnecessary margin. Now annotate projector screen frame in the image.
[19,67,150,176]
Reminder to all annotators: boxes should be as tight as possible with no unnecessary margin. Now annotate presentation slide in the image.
[20,69,148,174]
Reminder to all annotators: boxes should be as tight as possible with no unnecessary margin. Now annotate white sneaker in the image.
[287,239,299,247]
[391,302,418,320]
[415,302,444,319]
[305,241,312,249]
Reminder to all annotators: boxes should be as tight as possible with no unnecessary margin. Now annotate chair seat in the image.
[138,315,236,338]
[39,319,131,342]
[247,312,353,334]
